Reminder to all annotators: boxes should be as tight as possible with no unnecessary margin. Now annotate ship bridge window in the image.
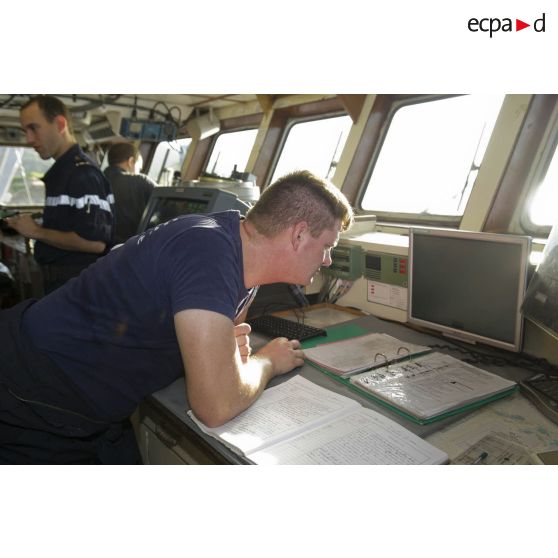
[269,115,352,184]
[147,138,191,186]
[359,94,504,226]
[523,119,558,232]
[0,146,51,207]
[204,129,258,178]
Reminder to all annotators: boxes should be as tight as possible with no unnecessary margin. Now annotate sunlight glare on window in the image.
[361,95,504,216]
[270,116,352,184]
[147,138,191,185]
[529,143,558,227]
[0,146,50,206]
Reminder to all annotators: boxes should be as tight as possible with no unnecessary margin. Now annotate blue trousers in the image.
[0,301,140,464]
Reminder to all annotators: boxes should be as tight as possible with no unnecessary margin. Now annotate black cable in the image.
[380,315,558,377]
[150,101,182,125]
[427,341,558,376]
[291,306,307,327]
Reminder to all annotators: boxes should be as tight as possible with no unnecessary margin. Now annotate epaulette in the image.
[74,156,94,167]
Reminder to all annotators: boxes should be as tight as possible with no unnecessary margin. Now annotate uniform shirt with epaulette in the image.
[35,143,115,266]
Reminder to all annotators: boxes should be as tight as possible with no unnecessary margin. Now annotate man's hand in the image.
[255,337,305,376]
[234,323,252,363]
[5,213,41,239]
[5,214,105,253]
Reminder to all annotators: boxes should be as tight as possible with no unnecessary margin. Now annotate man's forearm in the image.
[191,354,275,428]
[34,227,106,253]
[176,309,304,429]
[235,354,276,404]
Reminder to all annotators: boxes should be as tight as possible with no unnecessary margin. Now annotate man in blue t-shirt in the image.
[0,170,353,463]
[6,95,114,294]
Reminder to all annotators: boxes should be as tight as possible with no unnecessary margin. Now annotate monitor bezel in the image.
[407,228,531,353]
[136,186,231,234]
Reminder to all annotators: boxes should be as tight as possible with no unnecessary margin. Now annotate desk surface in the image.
[146,304,558,464]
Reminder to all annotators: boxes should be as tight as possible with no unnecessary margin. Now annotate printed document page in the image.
[425,392,558,460]
[248,407,448,465]
[188,375,359,455]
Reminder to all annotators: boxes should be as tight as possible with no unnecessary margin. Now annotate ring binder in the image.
[303,332,432,378]
[350,352,517,423]
[302,329,517,425]
[397,346,411,357]
[374,352,389,367]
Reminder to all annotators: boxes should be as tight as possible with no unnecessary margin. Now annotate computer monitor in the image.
[522,220,558,340]
[408,228,531,352]
[136,186,249,233]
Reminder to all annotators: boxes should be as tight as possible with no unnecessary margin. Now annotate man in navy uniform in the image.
[103,142,156,244]
[7,95,114,294]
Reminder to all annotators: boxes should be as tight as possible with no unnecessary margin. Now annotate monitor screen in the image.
[408,228,531,352]
[141,197,210,230]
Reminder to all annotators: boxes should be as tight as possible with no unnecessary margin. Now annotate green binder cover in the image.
[302,322,518,426]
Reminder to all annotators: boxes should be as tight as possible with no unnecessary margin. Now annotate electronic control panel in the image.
[322,245,363,280]
[120,118,177,142]
[363,250,408,287]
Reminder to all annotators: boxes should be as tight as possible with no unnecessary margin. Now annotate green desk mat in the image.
[301,321,368,349]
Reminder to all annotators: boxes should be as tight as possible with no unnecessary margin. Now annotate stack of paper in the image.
[189,376,448,465]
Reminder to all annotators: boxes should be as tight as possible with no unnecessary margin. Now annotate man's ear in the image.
[292,221,308,250]
[54,115,68,134]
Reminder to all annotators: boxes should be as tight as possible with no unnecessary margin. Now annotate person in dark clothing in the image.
[103,142,156,244]
[6,95,114,294]
[0,170,354,464]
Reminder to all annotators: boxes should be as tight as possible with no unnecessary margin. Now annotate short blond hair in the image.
[246,170,353,237]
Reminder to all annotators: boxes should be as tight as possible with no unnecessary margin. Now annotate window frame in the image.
[146,137,192,185]
[354,93,489,228]
[484,94,558,238]
[250,97,346,188]
[202,126,259,178]
[180,112,262,182]
[518,104,558,236]
[266,110,352,186]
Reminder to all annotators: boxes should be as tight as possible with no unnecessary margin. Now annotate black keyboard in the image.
[520,374,558,425]
[247,315,327,342]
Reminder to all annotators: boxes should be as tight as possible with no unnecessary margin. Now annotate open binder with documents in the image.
[302,328,517,425]
[349,352,517,424]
